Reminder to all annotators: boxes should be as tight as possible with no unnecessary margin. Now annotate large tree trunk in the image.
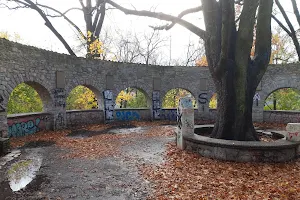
[210,61,259,141]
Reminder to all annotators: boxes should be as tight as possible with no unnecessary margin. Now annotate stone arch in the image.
[66,84,103,110]
[161,87,198,108]
[114,86,151,108]
[261,78,300,103]
[263,87,300,111]
[3,73,53,112]
[66,82,103,110]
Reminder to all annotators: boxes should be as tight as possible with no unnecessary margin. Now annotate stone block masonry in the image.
[1,38,300,138]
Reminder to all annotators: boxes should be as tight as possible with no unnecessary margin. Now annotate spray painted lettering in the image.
[116,111,140,121]
[55,112,65,130]
[198,93,208,104]
[103,90,114,120]
[152,91,161,119]
[8,115,50,137]
[53,88,66,107]
[253,93,260,106]
[161,109,177,121]
[0,95,5,112]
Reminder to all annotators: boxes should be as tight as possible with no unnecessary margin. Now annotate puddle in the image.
[108,126,150,134]
[7,154,42,191]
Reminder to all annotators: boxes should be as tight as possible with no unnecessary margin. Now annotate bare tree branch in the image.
[291,0,300,28]
[79,0,85,8]
[105,0,207,39]
[36,3,86,40]
[94,3,106,37]
[15,0,76,56]
[272,14,292,36]
[274,0,300,61]
[150,6,203,31]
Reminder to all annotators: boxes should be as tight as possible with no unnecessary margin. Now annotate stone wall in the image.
[66,110,103,127]
[7,112,53,137]
[1,39,300,137]
[263,110,300,123]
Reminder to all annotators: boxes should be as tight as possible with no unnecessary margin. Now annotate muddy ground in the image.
[0,124,175,200]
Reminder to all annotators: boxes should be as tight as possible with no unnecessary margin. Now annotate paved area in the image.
[0,126,175,200]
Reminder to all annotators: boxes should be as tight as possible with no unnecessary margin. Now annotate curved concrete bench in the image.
[184,126,300,162]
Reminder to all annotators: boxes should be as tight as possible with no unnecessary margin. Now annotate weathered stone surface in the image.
[177,97,194,150]
[0,38,300,142]
[286,123,300,142]
[184,128,299,162]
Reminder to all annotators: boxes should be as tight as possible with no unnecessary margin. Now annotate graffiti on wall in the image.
[152,91,160,119]
[116,111,140,121]
[53,88,66,107]
[253,93,260,106]
[0,95,5,112]
[103,90,114,120]
[198,92,208,111]
[161,109,177,121]
[198,93,208,104]
[8,115,50,137]
[55,112,65,130]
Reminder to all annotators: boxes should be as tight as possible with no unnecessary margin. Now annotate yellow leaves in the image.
[0,31,21,42]
[162,89,197,108]
[209,93,217,109]
[0,31,9,39]
[66,85,97,110]
[86,30,104,58]
[196,56,208,66]
[116,90,134,106]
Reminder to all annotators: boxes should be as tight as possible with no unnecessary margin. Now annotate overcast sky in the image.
[0,0,298,61]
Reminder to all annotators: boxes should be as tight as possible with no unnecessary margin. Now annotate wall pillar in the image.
[103,90,114,122]
[152,91,161,120]
[52,88,67,130]
[252,92,264,122]
[177,97,194,150]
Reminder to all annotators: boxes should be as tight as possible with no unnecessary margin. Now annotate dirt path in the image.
[0,125,175,200]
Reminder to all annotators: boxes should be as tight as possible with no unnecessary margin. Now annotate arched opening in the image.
[7,82,50,114]
[66,85,99,110]
[7,82,52,137]
[162,88,197,108]
[209,93,217,109]
[115,87,149,108]
[264,88,300,110]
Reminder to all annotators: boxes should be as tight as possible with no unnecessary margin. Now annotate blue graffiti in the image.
[161,110,177,121]
[116,111,140,121]
[8,118,41,137]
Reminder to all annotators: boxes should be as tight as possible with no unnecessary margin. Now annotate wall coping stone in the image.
[184,133,299,150]
[66,109,103,113]
[7,112,51,119]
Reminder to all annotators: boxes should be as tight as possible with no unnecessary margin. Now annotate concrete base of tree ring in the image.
[184,133,300,163]
[0,137,10,156]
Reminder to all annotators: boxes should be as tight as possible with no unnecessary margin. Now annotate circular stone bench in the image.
[183,125,300,162]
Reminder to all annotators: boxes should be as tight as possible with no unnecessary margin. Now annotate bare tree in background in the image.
[1,0,107,58]
[272,0,300,61]
[112,30,167,65]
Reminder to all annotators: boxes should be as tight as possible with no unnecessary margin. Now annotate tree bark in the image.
[210,61,259,141]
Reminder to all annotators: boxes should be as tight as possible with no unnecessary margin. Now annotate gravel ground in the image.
[0,126,175,200]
